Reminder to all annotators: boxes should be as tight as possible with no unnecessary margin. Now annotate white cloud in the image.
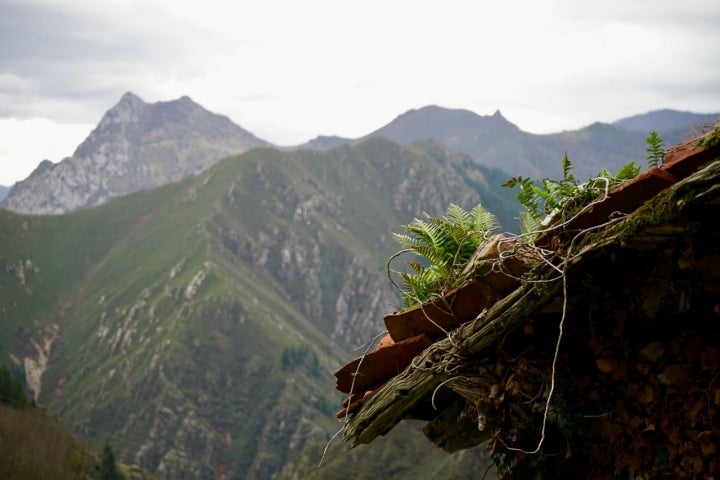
[0,118,93,185]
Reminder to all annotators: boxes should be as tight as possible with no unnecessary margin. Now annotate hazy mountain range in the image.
[2,93,716,215]
[0,94,716,479]
[303,106,717,179]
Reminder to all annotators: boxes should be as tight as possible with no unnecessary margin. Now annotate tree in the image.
[97,443,124,480]
[0,364,30,407]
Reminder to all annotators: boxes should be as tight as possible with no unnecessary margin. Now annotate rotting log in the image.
[343,158,720,448]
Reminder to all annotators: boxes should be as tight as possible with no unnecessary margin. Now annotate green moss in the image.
[694,129,720,149]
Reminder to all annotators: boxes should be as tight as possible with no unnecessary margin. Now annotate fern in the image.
[561,153,575,184]
[503,155,640,238]
[645,131,665,168]
[392,153,643,307]
[392,203,499,307]
[615,161,642,180]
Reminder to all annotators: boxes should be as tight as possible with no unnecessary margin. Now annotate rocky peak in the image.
[93,91,146,132]
[27,159,55,179]
[2,93,270,215]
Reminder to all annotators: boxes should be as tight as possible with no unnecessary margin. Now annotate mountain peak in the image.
[115,91,146,114]
[366,105,520,146]
[96,92,147,131]
[119,91,145,106]
[28,159,55,178]
[2,93,270,214]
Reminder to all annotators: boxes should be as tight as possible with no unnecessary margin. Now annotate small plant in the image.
[502,155,640,237]
[645,131,665,168]
[391,203,499,307]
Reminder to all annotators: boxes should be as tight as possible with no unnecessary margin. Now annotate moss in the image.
[694,129,720,149]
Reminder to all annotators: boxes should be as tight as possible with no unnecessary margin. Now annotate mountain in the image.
[299,105,718,181]
[364,106,570,178]
[612,108,718,135]
[0,185,8,202]
[0,138,516,479]
[298,135,353,151]
[1,92,270,215]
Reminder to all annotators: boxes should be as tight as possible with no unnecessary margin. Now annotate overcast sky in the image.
[1,0,719,185]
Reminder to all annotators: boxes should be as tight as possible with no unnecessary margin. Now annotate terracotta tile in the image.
[384,280,498,342]
[472,235,537,294]
[662,135,720,178]
[336,387,380,418]
[333,333,433,394]
[375,333,395,350]
[536,135,719,247]
[563,168,678,233]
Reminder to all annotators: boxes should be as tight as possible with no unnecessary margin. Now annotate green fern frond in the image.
[645,131,665,168]
[504,152,642,240]
[444,203,469,228]
[470,204,500,234]
[391,203,499,307]
[616,161,640,180]
[561,153,574,182]
[518,210,540,237]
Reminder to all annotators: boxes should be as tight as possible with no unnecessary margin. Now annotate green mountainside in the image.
[0,138,516,479]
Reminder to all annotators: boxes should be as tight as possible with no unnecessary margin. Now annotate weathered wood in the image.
[342,359,438,446]
[344,274,563,445]
[460,279,563,358]
[423,398,491,452]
